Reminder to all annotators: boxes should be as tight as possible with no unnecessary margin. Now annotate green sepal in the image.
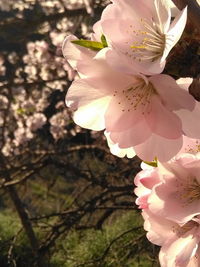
[71,35,108,51]
[143,157,158,168]
[101,34,108,48]
[71,39,104,51]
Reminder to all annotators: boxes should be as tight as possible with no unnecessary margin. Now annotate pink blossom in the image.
[146,153,200,224]
[142,210,200,267]
[26,113,47,132]
[101,0,187,75]
[66,49,199,161]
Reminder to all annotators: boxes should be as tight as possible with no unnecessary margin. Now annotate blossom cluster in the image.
[0,0,112,158]
[63,0,200,162]
[0,38,68,156]
[135,144,200,266]
[0,2,86,157]
[62,0,200,265]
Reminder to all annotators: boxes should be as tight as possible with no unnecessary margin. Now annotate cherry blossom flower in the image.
[101,0,187,75]
[66,49,200,162]
[143,210,200,267]
[141,153,200,224]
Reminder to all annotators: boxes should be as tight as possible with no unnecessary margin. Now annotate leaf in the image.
[71,39,104,51]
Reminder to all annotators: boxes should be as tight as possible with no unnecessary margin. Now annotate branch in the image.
[0,153,46,266]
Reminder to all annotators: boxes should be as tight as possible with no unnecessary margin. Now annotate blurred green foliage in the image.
[0,210,159,266]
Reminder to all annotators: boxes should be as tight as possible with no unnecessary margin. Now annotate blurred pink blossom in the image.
[49,109,69,140]
[26,113,47,132]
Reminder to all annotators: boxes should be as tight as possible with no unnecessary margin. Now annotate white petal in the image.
[154,0,171,33]
[73,96,111,131]
[104,131,136,158]
[62,35,96,69]
[162,6,187,62]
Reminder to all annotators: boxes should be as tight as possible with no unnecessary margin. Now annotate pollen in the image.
[113,78,157,114]
[176,176,200,205]
[184,178,200,203]
[128,18,166,62]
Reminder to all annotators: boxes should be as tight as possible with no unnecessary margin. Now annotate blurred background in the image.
[0,0,159,266]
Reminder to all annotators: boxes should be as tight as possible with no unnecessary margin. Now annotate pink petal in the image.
[66,79,109,108]
[149,178,200,224]
[145,96,182,139]
[73,96,110,131]
[142,210,177,246]
[160,228,199,267]
[107,0,155,21]
[108,119,151,147]
[105,98,143,132]
[78,49,134,91]
[150,74,195,111]
[175,102,200,138]
[140,176,160,190]
[62,35,96,69]
[154,0,171,33]
[134,134,183,162]
[66,79,111,130]
[105,49,141,75]
[136,194,149,209]
[104,131,136,158]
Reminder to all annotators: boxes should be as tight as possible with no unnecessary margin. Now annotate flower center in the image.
[184,140,200,154]
[176,176,200,205]
[184,178,200,203]
[113,78,157,114]
[127,18,166,62]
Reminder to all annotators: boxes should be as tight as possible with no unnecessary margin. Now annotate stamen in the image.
[175,176,200,205]
[128,18,166,62]
[113,79,157,114]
